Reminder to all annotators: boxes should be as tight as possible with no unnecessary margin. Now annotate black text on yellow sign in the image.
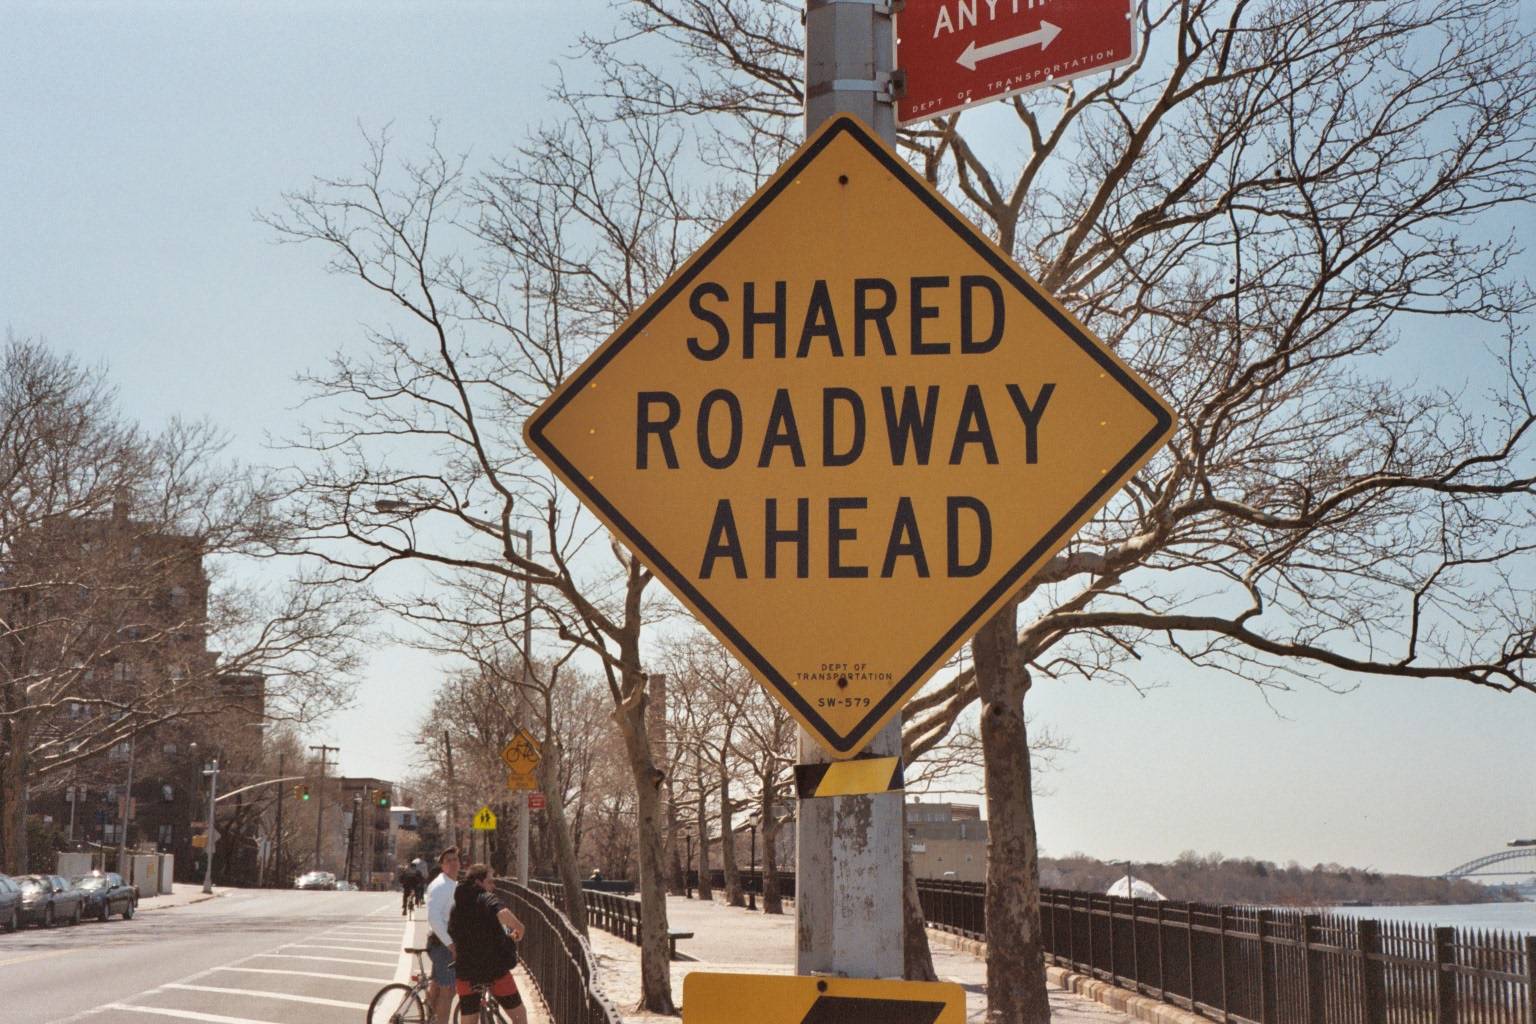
[525,115,1175,758]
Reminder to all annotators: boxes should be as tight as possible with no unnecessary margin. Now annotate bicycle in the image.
[451,980,515,1024]
[366,946,433,1024]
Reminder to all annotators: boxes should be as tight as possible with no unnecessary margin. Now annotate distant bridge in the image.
[1443,845,1536,879]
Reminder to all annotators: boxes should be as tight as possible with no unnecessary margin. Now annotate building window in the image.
[158,825,174,846]
[169,585,189,608]
[109,742,130,761]
[161,785,175,802]
[66,702,85,719]
[162,743,178,756]
[102,824,121,843]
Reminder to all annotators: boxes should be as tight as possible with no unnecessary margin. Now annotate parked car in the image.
[293,871,338,890]
[71,871,137,921]
[0,875,22,932]
[335,881,359,892]
[16,874,85,928]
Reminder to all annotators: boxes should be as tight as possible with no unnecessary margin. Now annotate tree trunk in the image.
[973,605,1051,1024]
[1,716,31,874]
[694,779,714,901]
[759,783,783,915]
[665,784,686,895]
[903,815,939,981]
[718,764,742,907]
[539,742,589,936]
[614,678,675,1014]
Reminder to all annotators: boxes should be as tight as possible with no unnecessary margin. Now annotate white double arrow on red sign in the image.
[956,20,1062,70]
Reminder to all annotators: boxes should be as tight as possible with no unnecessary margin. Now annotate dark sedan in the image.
[16,874,84,928]
[71,871,137,921]
[0,875,22,932]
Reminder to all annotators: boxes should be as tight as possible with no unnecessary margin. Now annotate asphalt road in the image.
[2,889,411,1023]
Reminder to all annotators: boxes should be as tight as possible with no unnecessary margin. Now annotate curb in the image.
[925,928,1209,1024]
[137,892,221,913]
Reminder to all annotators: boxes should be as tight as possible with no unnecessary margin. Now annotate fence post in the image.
[1187,904,1199,1010]
[1522,935,1535,1024]
[1256,909,1274,1024]
[1302,915,1325,1024]
[1109,895,1120,983]
[1219,905,1232,1024]
[1433,926,1457,1024]
[1358,919,1387,1024]
[1156,901,1167,999]
[1131,898,1142,994]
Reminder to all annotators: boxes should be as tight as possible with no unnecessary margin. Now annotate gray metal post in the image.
[201,759,219,894]
[116,737,135,871]
[796,0,905,982]
[518,795,530,886]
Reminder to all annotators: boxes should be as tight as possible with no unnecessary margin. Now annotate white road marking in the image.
[211,966,389,983]
[162,984,370,1010]
[280,942,400,955]
[250,952,395,966]
[100,1006,280,1024]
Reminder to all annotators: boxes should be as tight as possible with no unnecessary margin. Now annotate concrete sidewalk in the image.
[584,894,1151,1024]
[134,881,228,912]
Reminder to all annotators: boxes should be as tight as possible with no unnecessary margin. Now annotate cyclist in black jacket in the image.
[447,864,528,1024]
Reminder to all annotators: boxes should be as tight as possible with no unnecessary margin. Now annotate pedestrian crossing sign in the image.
[472,805,497,831]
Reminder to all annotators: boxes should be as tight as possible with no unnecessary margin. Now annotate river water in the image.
[1324,901,1536,935]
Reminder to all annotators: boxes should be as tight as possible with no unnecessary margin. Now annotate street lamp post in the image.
[684,832,694,898]
[201,760,220,895]
[748,816,759,911]
[510,526,533,888]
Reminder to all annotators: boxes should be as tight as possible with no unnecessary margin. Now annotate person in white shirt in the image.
[424,847,461,1024]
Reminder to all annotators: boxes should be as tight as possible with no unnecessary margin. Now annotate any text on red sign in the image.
[895,0,1136,125]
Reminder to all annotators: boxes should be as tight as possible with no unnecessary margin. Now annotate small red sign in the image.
[527,792,546,810]
[895,0,1136,125]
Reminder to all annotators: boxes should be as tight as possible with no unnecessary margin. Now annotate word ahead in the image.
[525,116,1174,756]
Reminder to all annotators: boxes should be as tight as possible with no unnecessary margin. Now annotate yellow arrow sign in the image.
[683,973,964,1024]
[471,805,497,831]
[526,115,1175,758]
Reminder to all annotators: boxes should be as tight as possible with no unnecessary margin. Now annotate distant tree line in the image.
[1042,851,1522,907]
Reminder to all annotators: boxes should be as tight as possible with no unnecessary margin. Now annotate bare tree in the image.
[268,113,710,1011]
[0,338,361,873]
[580,2,1536,1019]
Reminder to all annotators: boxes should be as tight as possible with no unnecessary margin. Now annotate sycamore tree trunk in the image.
[665,784,686,894]
[1,714,31,874]
[904,821,939,981]
[718,764,742,907]
[615,681,675,1014]
[974,604,1051,1024]
[694,780,714,901]
[758,780,783,915]
[538,742,589,936]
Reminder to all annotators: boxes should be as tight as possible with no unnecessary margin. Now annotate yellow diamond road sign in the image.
[683,973,965,1024]
[526,115,1175,757]
[472,806,497,831]
[500,730,541,773]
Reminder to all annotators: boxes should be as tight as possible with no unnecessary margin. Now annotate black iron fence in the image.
[921,885,1536,1024]
[496,880,622,1024]
[532,879,643,943]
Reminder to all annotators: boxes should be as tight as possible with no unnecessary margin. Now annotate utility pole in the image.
[309,744,338,871]
[443,731,460,854]
[273,750,284,882]
[201,759,220,895]
[116,737,136,874]
[796,0,904,980]
[515,526,534,888]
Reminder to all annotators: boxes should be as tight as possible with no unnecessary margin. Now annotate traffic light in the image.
[373,788,390,808]
[294,784,310,801]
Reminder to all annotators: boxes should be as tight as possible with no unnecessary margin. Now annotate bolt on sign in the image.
[894,0,1137,126]
[683,973,965,1024]
[525,115,1175,757]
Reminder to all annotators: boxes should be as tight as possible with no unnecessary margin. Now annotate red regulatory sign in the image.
[895,0,1136,126]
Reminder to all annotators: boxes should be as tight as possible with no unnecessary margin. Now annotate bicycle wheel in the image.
[367,982,428,1024]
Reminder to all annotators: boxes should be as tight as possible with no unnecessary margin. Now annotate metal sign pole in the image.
[797,0,905,980]
[518,795,530,886]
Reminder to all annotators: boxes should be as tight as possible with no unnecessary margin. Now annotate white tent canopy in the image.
[1106,875,1167,901]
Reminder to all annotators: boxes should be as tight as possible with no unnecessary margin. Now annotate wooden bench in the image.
[667,929,695,960]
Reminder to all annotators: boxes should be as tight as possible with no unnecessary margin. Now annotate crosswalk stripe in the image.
[101,1005,281,1024]
[162,983,370,1010]
[250,952,394,967]
[212,966,389,984]
[281,943,400,955]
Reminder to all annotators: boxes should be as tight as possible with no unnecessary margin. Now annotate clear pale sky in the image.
[2,1,1531,879]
